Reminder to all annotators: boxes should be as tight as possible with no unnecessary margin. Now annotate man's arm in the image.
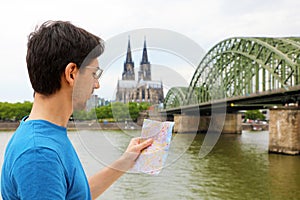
[11,148,66,200]
[88,137,153,200]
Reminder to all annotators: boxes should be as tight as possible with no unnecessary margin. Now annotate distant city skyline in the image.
[1,0,299,102]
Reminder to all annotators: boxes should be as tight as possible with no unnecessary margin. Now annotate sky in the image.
[0,0,299,102]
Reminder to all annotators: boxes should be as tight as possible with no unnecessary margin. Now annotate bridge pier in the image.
[269,106,300,155]
[173,114,200,133]
[173,113,242,134]
[221,113,242,134]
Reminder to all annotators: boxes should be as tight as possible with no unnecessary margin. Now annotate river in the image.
[1,130,300,200]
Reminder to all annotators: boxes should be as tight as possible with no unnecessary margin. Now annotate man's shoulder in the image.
[15,119,69,146]
[5,120,72,164]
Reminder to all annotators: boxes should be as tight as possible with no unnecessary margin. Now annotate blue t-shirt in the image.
[1,117,91,200]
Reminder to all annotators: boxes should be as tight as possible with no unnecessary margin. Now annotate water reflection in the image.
[180,133,270,200]
[269,154,300,199]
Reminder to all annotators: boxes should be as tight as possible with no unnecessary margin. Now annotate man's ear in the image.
[65,63,78,86]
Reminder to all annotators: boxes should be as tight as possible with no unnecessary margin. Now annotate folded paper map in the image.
[131,119,175,175]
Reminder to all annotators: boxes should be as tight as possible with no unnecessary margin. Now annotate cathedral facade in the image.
[116,38,164,104]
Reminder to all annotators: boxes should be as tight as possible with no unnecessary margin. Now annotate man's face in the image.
[72,59,101,110]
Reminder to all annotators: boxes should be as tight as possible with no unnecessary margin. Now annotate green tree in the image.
[111,102,128,121]
[95,104,113,119]
[94,102,150,122]
[138,102,150,112]
[244,110,265,120]
[128,102,139,121]
[0,101,33,121]
[72,109,95,120]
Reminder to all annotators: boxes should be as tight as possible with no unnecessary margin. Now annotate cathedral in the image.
[115,37,164,104]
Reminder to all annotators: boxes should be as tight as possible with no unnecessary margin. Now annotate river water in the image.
[1,130,300,200]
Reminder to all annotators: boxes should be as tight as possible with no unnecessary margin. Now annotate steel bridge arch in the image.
[185,37,300,105]
[164,87,189,109]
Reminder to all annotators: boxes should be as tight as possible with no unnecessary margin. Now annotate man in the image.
[1,21,153,200]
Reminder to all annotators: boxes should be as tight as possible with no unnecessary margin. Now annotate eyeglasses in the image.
[85,66,103,79]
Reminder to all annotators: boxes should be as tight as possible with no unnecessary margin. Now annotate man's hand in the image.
[89,137,153,199]
[121,137,154,170]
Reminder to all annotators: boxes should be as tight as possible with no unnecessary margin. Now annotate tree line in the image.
[0,101,33,121]
[0,101,150,122]
[73,102,150,122]
[0,101,265,122]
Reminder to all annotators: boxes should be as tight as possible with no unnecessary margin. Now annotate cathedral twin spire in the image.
[125,37,134,64]
[141,38,150,65]
[122,37,151,81]
[122,36,135,80]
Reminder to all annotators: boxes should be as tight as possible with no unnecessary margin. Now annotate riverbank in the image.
[0,121,142,131]
[0,121,268,132]
[242,122,269,131]
[0,122,19,131]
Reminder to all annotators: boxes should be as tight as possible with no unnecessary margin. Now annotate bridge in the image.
[162,37,300,155]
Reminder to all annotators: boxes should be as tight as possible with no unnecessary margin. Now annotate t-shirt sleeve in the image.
[11,148,67,199]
